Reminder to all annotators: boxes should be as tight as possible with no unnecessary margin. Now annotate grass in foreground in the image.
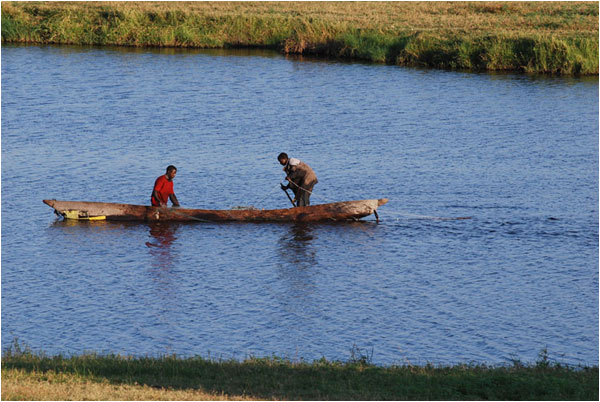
[1,1,598,74]
[1,346,598,401]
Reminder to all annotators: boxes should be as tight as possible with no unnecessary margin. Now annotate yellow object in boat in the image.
[86,215,106,221]
[63,210,106,221]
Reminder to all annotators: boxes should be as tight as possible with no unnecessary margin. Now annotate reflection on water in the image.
[273,224,318,316]
[146,223,177,250]
[50,218,109,228]
[146,223,179,276]
[1,43,282,59]
[278,223,317,270]
[48,218,138,237]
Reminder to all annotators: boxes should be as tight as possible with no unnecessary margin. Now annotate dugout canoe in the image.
[43,199,388,223]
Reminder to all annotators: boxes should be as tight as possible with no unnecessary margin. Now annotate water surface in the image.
[2,44,598,366]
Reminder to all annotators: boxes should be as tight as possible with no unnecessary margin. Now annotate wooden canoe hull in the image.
[43,199,388,223]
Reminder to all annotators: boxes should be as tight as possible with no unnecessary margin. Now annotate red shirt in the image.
[151,175,174,206]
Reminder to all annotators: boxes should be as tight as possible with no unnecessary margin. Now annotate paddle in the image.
[281,183,296,207]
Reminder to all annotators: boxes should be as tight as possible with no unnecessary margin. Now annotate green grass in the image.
[2,343,598,400]
[1,1,598,75]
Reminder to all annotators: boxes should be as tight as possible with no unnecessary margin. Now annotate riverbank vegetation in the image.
[1,1,598,75]
[2,345,598,400]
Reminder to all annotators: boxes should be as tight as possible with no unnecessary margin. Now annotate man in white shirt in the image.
[277,152,318,207]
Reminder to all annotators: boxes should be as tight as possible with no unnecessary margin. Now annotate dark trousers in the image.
[294,183,315,207]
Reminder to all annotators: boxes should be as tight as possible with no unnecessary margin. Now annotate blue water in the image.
[2,44,598,366]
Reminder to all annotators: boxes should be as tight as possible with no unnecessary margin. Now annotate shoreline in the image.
[2,346,598,401]
[1,1,598,75]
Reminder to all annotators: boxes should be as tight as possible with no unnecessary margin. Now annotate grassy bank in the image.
[2,347,598,400]
[1,1,598,74]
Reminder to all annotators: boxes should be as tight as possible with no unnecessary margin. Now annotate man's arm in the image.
[151,189,166,207]
[169,193,180,207]
[286,166,305,190]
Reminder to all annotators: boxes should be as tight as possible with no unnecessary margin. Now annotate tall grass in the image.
[2,343,598,401]
[1,1,598,74]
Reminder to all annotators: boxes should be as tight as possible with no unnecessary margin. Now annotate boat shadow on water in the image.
[278,223,317,270]
[271,220,381,314]
[48,218,380,275]
[276,220,379,270]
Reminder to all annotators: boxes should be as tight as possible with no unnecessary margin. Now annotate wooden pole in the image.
[282,187,296,207]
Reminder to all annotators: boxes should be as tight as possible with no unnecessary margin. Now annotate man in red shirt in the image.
[151,165,180,207]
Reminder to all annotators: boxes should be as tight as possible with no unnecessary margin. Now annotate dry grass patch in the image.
[3,1,597,36]
[2,369,261,401]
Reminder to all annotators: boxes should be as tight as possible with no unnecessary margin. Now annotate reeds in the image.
[2,2,598,74]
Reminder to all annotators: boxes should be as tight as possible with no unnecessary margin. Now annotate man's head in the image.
[277,152,288,166]
[166,165,177,180]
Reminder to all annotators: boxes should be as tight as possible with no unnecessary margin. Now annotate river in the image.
[1,44,598,366]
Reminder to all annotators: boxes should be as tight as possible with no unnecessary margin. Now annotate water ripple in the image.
[1,44,598,366]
